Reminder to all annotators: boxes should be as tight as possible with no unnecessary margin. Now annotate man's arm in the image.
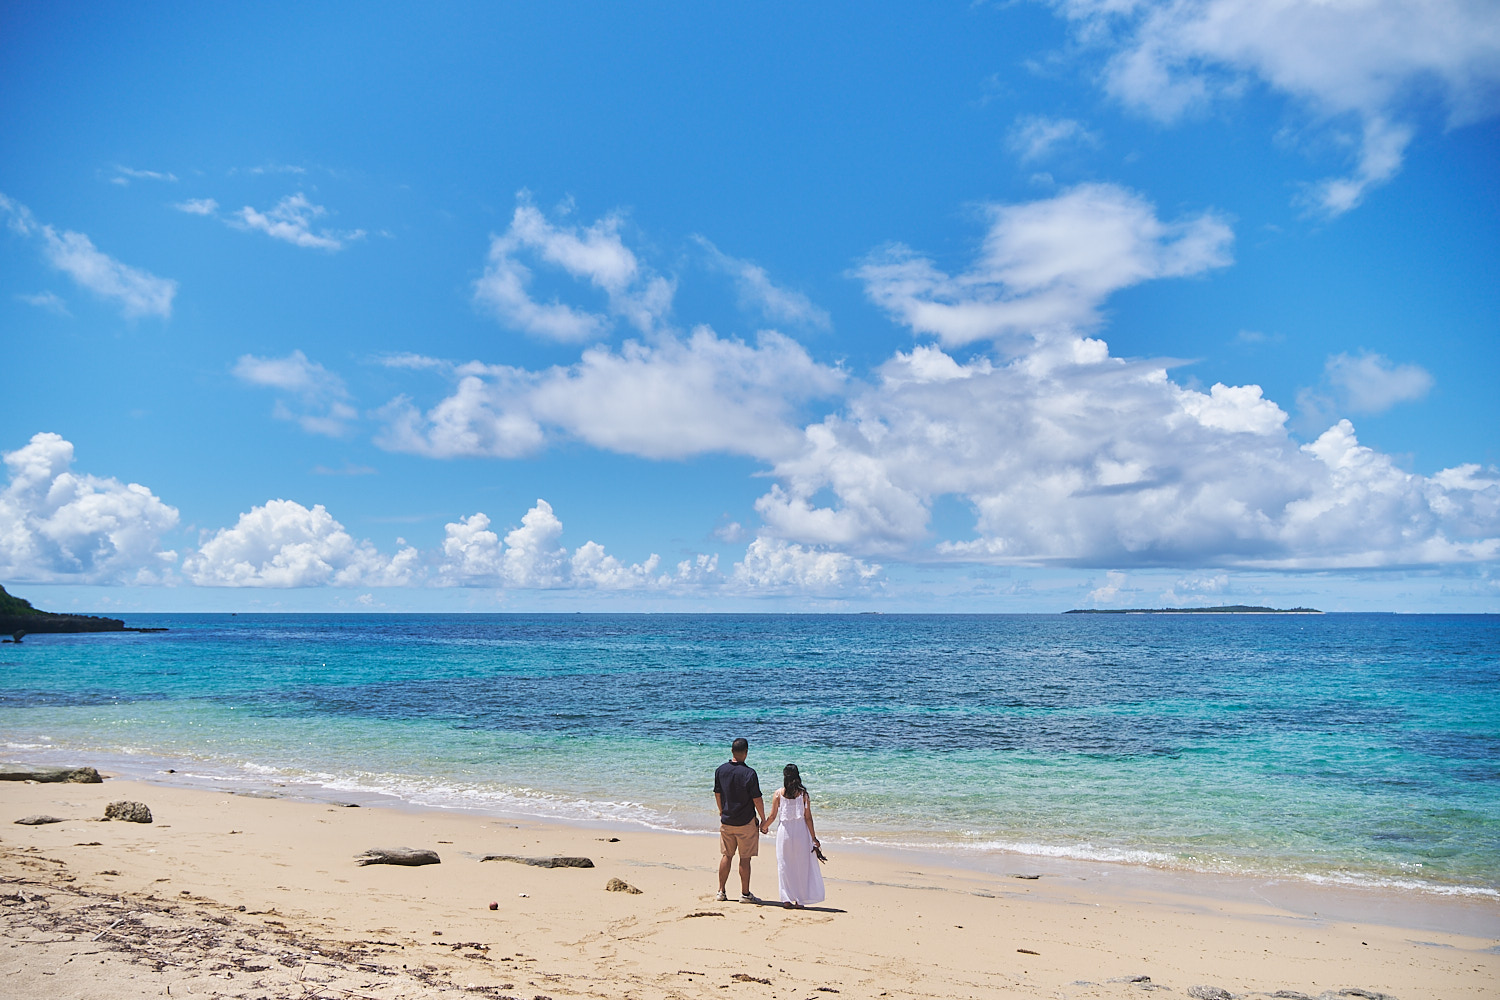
[714,792,723,816]
[753,795,765,826]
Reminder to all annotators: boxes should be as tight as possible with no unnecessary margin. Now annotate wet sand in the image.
[2,776,1495,999]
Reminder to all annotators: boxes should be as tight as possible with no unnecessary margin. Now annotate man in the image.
[713,737,765,902]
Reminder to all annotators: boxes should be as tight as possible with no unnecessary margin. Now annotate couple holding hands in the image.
[713,737,826,908]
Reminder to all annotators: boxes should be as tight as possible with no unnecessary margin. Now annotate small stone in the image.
[1189,987,1234,1000]
[489,901,499,910]
[14,815,66,825]
[605,877,642,894]
[103,801,152,823]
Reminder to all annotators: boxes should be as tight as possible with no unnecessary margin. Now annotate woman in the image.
[760,763,825,908]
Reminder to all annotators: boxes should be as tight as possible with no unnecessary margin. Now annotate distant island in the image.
[1065,605,1321,614]
[0,584,165,640]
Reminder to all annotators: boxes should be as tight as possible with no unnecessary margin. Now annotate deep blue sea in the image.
[2,613,1497,898]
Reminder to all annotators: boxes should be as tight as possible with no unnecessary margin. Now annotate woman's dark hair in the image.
[783,764,806,800]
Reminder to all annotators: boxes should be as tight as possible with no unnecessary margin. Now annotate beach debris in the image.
[0,764,103,783]
[1188,988,1234,1000]
[1334,991,1396,1000]
[605,877,642,894]
[14,814,67,825]
[685,911,724,918]
[354,847,441,866]
[1269,993,1313,1000]
[597,836,620,842]
[733,973,772,985]
[1017,948,1040,955]
[103,800,153,823]
[1011,873,1041,879]
[489,901,499,909]
[479,853,594,868]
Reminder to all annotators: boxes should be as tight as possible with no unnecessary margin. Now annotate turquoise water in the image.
[1,613,1496,897]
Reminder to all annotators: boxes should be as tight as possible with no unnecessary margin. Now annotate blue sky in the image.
[2,1,1498,612]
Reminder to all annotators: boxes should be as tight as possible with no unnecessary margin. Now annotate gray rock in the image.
[1333,991,1396,1000]
[14,814,66,825]
[103,800,153,823]
[1188,987,1234,1000]
[355,847,441,866]
[1110,977,1154,984]
[1270,993,1314,1000]
[0,764,103,784]
[480,854,594,868]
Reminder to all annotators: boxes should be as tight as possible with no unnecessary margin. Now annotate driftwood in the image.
[0,764,103,783]
[355,847,441,866]
[479,854,594,868]
[14,815,67,825]
[103,800,152,823]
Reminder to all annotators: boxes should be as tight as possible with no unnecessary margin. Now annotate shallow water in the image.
[2,613,1496,898]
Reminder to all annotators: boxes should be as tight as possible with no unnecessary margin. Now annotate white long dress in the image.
[775,792,825,906]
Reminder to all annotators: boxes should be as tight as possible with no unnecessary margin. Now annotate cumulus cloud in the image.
[475,195,675,341]
[1048,0,1500,213]
[437,501,720,591]
[1007,115,1101,162]
[731,536,882,594]
[0,432,179,584]
[233,350,357,437]
[377,327,844,462]
[696,236,832,329]
[231,193,363,251]
[750,339,1499,570]
[1,193,177,319]
[184,499,418,587]
[856,183,1232,347]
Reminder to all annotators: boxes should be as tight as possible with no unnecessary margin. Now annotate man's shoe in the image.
[714,889,728,902]
[739,891,759,903]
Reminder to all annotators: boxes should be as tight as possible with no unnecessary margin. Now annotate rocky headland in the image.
[0,584,163,639]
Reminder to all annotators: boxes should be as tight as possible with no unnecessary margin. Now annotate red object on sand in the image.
[488,901,498,910]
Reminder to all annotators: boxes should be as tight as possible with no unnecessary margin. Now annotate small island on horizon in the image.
[1065,605,1322,614]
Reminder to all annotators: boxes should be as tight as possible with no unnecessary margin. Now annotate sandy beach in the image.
[2,774,1495,1000]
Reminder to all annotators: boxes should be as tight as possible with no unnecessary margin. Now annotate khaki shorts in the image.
[720,820,760,858]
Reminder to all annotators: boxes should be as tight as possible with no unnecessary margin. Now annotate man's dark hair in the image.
[731,737,749,756]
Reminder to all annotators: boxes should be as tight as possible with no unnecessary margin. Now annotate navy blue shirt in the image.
[713,759,762,827]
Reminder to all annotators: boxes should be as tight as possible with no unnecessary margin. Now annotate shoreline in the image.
[1,773,1495,999]
[6,745,1498,927]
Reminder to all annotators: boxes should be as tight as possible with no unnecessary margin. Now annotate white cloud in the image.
[752,339,1499,570]
[1007,115,1101,162]
[1324,351,1434,414]
[1048,0,1500,213]
[474,195,675,340]
[696,236,832,329]
[0,193,177,319]
[377,327,844,462]
[730,535,882,594]
[856,183,1232,347]
[1296,350,1434,427]
[232,193,363,251]
[183,499,418,587]
[112,165,178,184]
[15,291,70,315]
[173,198,219,216]
[0,432,179,585]
[1086,569,1130,605]
[437,501,720,591]
[233,350,357,437]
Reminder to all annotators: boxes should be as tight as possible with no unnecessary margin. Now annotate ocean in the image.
[2,613,1496,899]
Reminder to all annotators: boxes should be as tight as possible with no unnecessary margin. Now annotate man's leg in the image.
[739,855,753,895]
[718,851,732,893]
